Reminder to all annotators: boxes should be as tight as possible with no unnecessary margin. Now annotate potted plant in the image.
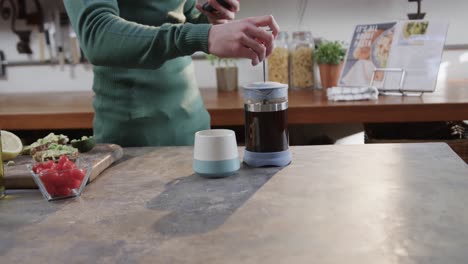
[315,41,347,89]
[206,54,238,92]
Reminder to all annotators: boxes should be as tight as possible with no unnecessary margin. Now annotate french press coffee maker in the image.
[243,81,292,167]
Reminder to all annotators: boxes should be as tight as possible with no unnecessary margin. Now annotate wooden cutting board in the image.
[4,144,124,189]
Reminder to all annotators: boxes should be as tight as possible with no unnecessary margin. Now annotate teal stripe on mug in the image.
[193,158,240,178]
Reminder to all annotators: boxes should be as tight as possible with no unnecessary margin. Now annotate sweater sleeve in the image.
[63,0,211,69]
[184,0,210,24]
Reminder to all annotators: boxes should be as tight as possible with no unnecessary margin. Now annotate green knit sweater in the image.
[64,0,212,147]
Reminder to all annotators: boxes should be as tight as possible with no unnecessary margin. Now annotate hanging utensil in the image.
[44,22,54,62]
[32,0,46,62]
[15,30,33,54]
[45,21,57,62]
[37,30,46,61]
[53,9,65,69]
[0,50,6,79]
[69,26,81,65]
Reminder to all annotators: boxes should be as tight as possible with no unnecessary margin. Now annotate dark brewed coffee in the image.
[245,109,288,153]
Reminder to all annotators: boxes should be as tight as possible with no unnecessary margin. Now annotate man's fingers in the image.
[239,47,260,66]
[239,34,265,63]
[207,15,279,66]
[224,0,240,12]
[208,0,235,20]
[248,15,280,38]
[195,4,218,21]
[196,4,211,17]
[244,25,274,57]
[216,19,229,24]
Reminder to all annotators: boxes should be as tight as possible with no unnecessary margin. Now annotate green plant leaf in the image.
[205,54,237,68]
[315,41,347,65]
[205,54,218,66]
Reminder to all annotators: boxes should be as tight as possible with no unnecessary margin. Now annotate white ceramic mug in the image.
[193,129,240,178]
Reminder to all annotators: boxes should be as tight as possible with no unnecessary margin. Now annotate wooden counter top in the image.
[1,143,467,263]
[1,79,468,130]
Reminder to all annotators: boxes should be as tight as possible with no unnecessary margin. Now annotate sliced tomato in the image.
[58,155,69,164]
[68,179,82,189]
[35,156,84,197]
[71,168,86,181]
[35,167,45,174]
[55,187,72,197]
[62,160,76,171]
[33,163,44,174]
[40,170,60,187]
[43,183,57,196]
[43,160,55,169]
[57,155,69,168]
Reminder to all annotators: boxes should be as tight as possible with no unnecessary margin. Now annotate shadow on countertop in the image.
[145,164,283,237]
[0,190,70,256]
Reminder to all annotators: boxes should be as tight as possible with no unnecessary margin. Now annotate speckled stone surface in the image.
[0,143,467,263]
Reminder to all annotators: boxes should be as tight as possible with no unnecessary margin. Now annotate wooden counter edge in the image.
[0,113,94,130]
[2,103,467,130]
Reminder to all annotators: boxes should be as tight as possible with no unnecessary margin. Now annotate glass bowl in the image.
[27,157,92,201]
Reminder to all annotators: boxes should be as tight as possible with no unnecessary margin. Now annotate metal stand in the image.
[0,50,6,79]
[370,68,426,96]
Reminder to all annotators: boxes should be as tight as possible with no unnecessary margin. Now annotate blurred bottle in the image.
[267,31,289,85]
[289,31,315,89]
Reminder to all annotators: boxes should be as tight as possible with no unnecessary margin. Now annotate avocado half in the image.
[71,136,96,153]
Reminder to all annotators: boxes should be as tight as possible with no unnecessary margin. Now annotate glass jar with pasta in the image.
[267,31,289,85]
[289,31,315,89]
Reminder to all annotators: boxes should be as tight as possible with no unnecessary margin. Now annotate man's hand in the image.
[208,15,279,66]
[196,0,240,25]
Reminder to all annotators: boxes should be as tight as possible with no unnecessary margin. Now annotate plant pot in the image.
[318,63,343,89]
[216,67,238,92]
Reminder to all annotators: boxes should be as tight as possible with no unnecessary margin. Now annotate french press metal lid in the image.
[243,81,288,112]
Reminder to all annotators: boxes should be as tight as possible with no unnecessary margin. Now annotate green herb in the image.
[315,41,347,65]
[206,54,237,68]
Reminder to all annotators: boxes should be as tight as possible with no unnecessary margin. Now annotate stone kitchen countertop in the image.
[1,143,468,263]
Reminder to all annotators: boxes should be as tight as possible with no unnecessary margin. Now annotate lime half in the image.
[1,130,23,161]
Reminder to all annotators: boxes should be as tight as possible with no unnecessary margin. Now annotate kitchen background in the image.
[0,0,467,93]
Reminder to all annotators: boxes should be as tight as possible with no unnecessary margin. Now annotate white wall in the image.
[0,0,467,93]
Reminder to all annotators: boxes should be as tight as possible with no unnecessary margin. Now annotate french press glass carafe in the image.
[243,81,292,167]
